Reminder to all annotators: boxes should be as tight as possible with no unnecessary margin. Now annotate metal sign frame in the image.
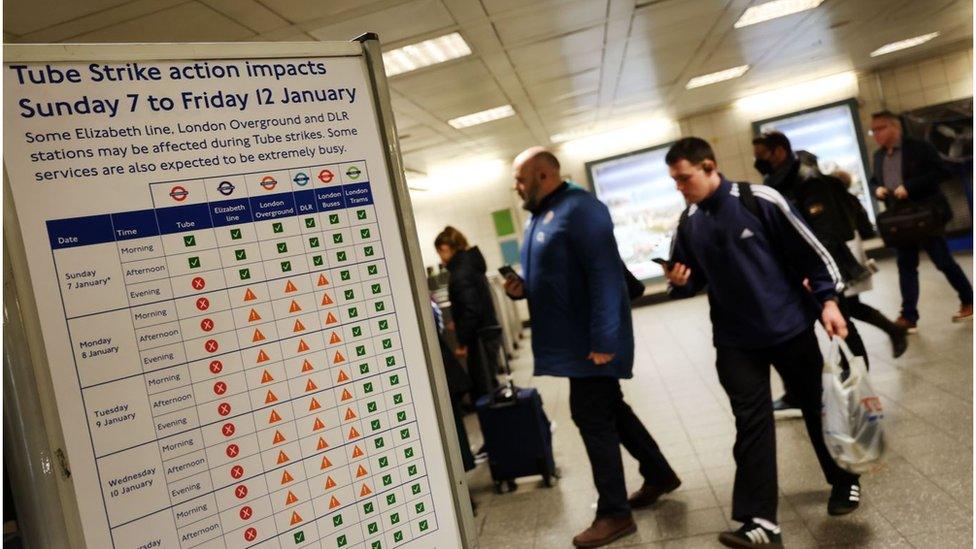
[2,36,475,548]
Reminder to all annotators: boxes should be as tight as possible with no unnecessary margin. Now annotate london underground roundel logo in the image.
[293,172,309,186]
[260,176,277,191]
[318,169,334,183]
[217,181,235,196]
[170,185,189,201]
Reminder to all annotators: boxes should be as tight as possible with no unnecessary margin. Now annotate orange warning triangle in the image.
[348,426,360,440]
[325,312,339,325]
[285,280,298,293]
[352,445,364,458]
[290,511,302,525]
[252,329,266,342]
[293,319,306,332]
[341,388,353,401]
[320,454,332,468]
[265,390,278,404]
[248,309,261,322]
[306,379,318,392]
[261,370,274,383]
[273,430,286,444]
[289,300,302,313]
[301,359,314,373]
[312,417,325,431]
[256,349,270,363]
[329,331,342,344]
[356,465,368,478]
[297,339,310,353]
[309,397,321,411]
[269,409,282,423]
[325,475,337,489]
[321,293,334,306]
[360,484,372,497]
[329,496,340,509]
[336,369,349,383]
[281,470,294,485]
[333,350,345,364]
[285,491,298,505]
[317,274,329,286]
[277,450,290,464]
[344,408,357,420]
[244,288,257,301]
[317,437,329,451]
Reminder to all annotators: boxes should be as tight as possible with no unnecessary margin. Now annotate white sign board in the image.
[3,43,464,549]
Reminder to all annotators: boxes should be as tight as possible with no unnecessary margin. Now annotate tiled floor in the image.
[465,253,973,548]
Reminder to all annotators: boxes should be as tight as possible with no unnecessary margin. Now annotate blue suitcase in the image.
[473,326,556,493]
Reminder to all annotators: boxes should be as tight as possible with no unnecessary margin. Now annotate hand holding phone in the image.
[652,257,671,270]
[498,265,525,299]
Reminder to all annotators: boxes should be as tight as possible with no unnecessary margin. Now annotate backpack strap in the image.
[737,181,761,219]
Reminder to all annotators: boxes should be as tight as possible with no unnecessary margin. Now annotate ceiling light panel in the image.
[734,0,825,28]
[686,65,750,89]
[870,32,940,57]
[383,32,472,77]
[447,105,515,129]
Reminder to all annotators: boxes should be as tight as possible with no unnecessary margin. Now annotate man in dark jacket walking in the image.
[665,138,861,548]
[505,147,680,548]
[869,110,973,330]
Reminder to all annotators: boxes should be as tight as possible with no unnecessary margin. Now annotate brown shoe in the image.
[572,516,637,548]
[952,303,973,323]
[628,476,682,509]
[895,316,918,334]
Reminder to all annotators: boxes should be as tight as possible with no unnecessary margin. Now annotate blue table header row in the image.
[47,182,374,249]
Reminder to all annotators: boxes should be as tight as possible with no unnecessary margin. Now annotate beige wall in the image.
[408,46,973,279]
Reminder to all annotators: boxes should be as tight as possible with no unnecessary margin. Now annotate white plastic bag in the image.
[821,338,885,474]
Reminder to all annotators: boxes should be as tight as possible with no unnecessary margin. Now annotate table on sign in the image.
[47,162,438,549]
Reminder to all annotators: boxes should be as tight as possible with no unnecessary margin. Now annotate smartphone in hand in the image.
[498,265,522,282]
[651,257,672,270]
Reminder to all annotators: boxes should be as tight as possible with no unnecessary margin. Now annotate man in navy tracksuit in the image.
[505,147,680,548]
[663,138,861,548]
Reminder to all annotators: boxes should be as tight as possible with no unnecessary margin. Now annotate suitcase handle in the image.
[478,325,518,405]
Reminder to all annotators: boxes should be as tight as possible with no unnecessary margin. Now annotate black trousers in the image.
[847,295,903,339]
[781,296,867,406]
[569,377,679,518]
[716,326,858,524]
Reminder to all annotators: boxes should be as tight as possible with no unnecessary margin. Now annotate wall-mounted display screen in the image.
[585,143,680,281]
[753,99,875,222]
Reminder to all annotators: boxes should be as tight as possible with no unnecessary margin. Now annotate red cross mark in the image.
[231,465,245,479]
[205,339,219,353]
[191,277,206,290]
[226,443,239,458]
[200,318,214,332]
[213,381,227,395]
[235,485,249,499]
[222,423,236,437]
[217,402,232,416]
[243,527,257,542]
[239,505,252,520]
[209,360,223,374]
[196,297,210,311]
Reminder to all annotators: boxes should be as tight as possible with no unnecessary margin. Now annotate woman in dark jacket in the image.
[435,226,499,400]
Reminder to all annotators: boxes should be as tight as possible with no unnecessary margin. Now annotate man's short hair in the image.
[534,150,560,170]
[871,109,901,124]
[751,136,767,146]
[665,137,716,166]
[760,131,792,155]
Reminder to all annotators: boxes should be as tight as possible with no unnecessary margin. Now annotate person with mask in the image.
[504,147,680,548]
[434,226,500,402]
[751,132,882,420]
[665,137,861,548]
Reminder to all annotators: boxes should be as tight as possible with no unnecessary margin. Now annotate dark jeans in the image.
[847,295,903,339]
[464,336,499,401]
[896,235,973,322]
[716,326,859,524]
[568,377,679,518]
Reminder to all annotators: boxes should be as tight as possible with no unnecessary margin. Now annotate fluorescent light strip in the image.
[447,105,515,129]
[734,0,824,28]
[870,32,940,57]
[686,65,750,89]
[383,32,472,77]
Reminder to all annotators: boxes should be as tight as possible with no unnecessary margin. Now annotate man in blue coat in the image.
[504,147,680,548]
